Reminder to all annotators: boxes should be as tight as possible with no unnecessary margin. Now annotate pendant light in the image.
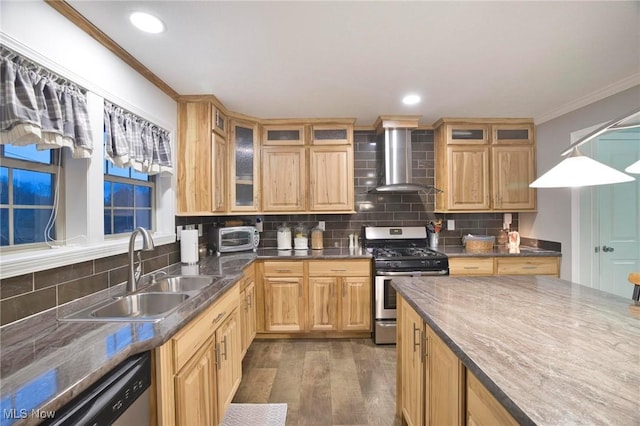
[530,109,640,188]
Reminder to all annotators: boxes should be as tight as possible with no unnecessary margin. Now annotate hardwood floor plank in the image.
[235,338,400,426]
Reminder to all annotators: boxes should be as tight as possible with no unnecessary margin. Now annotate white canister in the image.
[180,229,199,264]
[277,223,292,250]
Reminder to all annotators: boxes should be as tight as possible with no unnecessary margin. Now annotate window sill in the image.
[0,233,176,279]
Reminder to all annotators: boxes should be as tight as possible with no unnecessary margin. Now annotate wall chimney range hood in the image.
[371,116,442,193]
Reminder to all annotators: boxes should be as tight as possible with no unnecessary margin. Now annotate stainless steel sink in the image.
[146,275,219,293]
[60,292,190,322]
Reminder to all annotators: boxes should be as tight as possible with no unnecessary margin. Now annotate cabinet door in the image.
[212,133,227,212]
[230,120,260,212]
[241,280,257,356]
[309,146,354,212]
[262,147,306,212]
[340,277,371,331]
[216,309,242,418]
[308,277,338,331]
[491,124,533,145]
[213,106,227,137]
[311,124,352,145]
[467,371,518,426]
[177,102,212,214]
[174,338,217,426]
[262,125,305,146]
[428,326,464,426]
[264,277,304,332]
[399,297,424,426]
[446,124,490,145]
[492,146,536,210]
[447,146,490,210]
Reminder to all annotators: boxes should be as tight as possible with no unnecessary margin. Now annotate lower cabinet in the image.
[467,371,518,426]
[397,295,464,426]
[260,259,371,336]
[449,256,560,277]
[154,284,241,426]
[239,265,257,357]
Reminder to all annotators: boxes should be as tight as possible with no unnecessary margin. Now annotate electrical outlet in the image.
[197,224,203,237]
[185,224,195,230]
[176,225,183,240]
[318,221,325,231]
[447,220,455,231]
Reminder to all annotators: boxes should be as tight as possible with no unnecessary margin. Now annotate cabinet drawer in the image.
[239,264,255,291]
[496,257,558,276]
[263,261,304,276]
[308,260,370,277]
[449,257,494,276]
[172,284,239,371]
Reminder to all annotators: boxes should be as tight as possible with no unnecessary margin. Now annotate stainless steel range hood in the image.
[371,124,442,193]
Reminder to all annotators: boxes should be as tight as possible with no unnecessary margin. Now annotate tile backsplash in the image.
[1,129,519,327]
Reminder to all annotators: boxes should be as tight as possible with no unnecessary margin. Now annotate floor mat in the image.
[220,403,288,426]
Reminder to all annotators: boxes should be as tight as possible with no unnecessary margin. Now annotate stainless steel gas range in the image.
[363,226,449,344]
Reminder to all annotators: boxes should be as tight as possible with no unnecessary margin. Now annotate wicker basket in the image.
[463,235,495,252]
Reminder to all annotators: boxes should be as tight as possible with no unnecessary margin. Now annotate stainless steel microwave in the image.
[210,226,259,254]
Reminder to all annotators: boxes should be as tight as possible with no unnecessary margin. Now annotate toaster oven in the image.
[210,226,260,254]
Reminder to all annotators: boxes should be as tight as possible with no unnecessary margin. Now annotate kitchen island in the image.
[393,275,640,425]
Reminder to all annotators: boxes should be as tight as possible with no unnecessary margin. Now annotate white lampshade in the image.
[530,148,635,188]
[625,159,640,174]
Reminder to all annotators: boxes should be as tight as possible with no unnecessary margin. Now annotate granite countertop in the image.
[0,248,369,425]
[436,245,562,257]
[392,275,640,425]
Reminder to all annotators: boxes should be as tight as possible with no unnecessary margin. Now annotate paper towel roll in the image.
[180,230,199,264]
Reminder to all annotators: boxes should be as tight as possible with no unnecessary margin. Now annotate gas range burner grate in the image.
[371,247,443,259]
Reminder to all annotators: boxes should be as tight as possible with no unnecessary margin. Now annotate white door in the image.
[594,129,640,298]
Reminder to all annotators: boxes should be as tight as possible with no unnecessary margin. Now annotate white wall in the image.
[0,1,176,130]
[520,85,640,280]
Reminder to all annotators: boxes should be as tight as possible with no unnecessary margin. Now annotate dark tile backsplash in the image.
[0,129,519,327]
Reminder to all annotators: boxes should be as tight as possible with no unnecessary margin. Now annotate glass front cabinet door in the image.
[229,119,260,211]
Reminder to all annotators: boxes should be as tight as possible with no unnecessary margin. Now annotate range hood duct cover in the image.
[372,127,442,193]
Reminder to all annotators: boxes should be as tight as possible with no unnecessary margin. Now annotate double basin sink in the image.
[60,275,222,322]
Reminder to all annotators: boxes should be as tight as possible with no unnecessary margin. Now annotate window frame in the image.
[103,169,155,237]
[0,148,65,249]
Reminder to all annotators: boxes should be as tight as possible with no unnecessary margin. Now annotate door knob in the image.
[602,245,615,252]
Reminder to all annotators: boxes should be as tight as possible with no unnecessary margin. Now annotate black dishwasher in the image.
[43,351,150,426]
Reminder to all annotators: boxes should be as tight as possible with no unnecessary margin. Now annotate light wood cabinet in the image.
[263,262,305,332]
[398,295,464,426]
[174,338,217,426]
[435,118,536,212]
[340,276,371,331]
[262,124,305,146]
[239,265,256,358]
[308,277,338,331]
[229,119,260,212]
[154,284,240,426]
[398,296,425,426]
[311,124,352,145]
[177,101,227,215]
[449,256,560,277]
[309,146,354,211]
[467,371,518,426]
[261,147,306,212]
[213,106,227,137]
[427,326,465,426]
[215,309,242,417]
[495,257,559,277]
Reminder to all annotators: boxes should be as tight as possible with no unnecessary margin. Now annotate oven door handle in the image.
[376,270,449,277]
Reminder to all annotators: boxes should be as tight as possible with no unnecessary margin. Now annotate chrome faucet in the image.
[127,227,155,293]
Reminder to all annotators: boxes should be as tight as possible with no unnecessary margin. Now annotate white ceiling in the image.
[66,1,640,126]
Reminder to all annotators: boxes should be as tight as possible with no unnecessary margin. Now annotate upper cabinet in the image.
[260,120,355,214]
[229,119,260,212]
[434,119,536,212]
[177,101,227,215]
[213,106,227,137]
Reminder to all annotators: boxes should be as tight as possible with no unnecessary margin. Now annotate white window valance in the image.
[0,46,93,158]
[103,100,173,175]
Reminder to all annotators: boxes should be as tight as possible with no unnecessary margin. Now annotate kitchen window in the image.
[0,145,61,247]
[103,158,154,235]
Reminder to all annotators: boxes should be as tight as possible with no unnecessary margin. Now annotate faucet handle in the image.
[151,271,168,284]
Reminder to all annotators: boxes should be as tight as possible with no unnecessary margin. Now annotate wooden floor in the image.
[233,338,402,426]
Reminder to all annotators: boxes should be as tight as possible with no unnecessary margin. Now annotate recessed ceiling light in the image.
[129,11,165,34]
[402,94,421,105]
